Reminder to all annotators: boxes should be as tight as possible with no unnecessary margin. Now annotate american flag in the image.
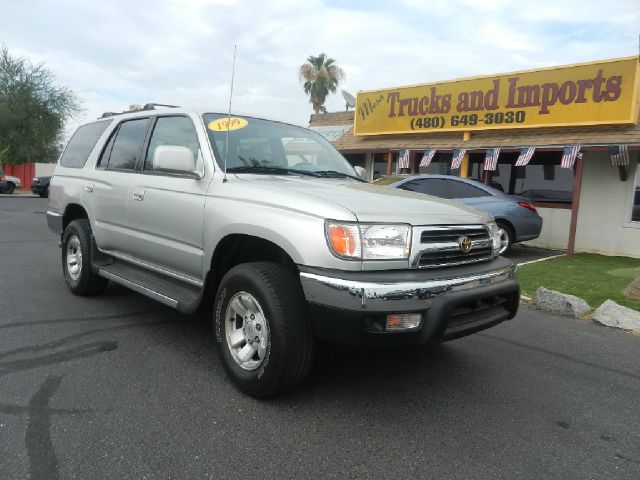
[398,149,411,169]
[451,149,466,169]
[609,145,629,166]
[515,147,535,166]
[483,148,501,171]
[419,148,437,167]
[560,145,581,169]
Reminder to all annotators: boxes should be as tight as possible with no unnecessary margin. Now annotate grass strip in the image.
[517,253,640,312]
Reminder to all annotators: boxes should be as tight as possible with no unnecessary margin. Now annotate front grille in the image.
[412,225,493,268]
[447,295,511,331]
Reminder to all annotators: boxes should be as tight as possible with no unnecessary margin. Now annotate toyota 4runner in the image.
[47,105,519,397]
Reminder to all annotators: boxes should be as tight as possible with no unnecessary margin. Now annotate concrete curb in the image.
[0,193,40,198]
[0,188,40,198]
[516,254,566,268]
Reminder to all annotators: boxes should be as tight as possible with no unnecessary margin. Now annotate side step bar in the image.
[97,261,203,314]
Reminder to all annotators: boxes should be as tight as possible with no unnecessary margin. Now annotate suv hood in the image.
[231,175,491,225]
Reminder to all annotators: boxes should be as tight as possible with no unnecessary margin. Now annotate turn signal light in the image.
[517,201,538,215]
[327,224,359,257]
[385,313,422,331]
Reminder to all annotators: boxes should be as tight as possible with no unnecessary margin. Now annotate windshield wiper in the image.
[228,165,324,178]
[312,170,365,182]
[227,165,364,181]
[227,165,293,175]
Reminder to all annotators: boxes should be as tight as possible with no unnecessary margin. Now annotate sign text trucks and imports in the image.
[354,57,639,135]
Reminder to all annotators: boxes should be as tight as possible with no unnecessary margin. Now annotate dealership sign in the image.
[354,57,639,136]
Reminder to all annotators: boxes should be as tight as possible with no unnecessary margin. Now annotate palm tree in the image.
[299,53,345,114]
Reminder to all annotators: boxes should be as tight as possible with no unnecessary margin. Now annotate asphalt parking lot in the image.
[1,197,639,480]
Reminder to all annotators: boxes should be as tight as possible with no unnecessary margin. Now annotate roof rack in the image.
[98,103,180,119]
[142,103,180,110]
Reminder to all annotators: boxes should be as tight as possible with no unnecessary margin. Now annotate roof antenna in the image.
[223,44,238,183]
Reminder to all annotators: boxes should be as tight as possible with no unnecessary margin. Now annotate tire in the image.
[496,221,514,254]
[39,189,48,198]
[3,182,15,194]
[62,219,109,295]
[214,262,315,398]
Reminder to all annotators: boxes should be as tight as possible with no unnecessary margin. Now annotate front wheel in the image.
[214,262,315,398]
[2,182,15,194]
[62,219,109,295]
[497,221,514,254]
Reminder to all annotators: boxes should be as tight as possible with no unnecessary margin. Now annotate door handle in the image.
[84,184,94,193]
[133,190,145,201]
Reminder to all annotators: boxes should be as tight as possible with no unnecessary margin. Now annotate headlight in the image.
[326,222,411,260]
[486,221,503,256]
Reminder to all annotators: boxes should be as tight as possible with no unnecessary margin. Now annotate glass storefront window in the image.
[487,152,574,205]
[372,153,389,180]
[417,153,457,176]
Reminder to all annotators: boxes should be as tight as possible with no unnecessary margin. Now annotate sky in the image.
[1,0,639,136]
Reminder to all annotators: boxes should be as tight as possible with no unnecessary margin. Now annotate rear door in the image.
[126,114,208,282]
[84,117,151,255]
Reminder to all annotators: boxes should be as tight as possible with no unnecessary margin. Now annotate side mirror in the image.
[153,146,201,178]
[354,166,368,180]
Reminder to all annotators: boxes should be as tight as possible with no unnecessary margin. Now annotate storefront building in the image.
[309,56,640,258]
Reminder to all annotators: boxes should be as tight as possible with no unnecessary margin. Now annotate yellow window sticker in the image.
[208,117,248,132]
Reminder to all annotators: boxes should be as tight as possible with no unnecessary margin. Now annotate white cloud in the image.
[1,0,637,136]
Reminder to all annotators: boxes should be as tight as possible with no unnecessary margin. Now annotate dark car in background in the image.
[374,174,543,251]
[31,176,51,198]
[0,169,22,194]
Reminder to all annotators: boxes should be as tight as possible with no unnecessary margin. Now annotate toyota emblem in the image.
[458,236,472,253]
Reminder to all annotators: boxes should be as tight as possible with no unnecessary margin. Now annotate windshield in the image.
[203,114,358,177]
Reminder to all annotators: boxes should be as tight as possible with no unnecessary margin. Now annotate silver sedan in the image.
[375,174,543,251]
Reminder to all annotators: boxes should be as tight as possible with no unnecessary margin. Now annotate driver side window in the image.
[144,116,201,172]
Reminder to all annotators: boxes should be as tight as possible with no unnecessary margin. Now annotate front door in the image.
[126,115,207,282]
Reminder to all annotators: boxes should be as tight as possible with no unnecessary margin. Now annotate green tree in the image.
[298,53,345,114]
[0,46,80,166]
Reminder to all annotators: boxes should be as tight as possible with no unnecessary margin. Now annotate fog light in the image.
[385,313,422,331]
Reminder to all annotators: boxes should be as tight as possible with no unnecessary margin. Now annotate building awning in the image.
[308,125,352,142]
[310,111,640,153]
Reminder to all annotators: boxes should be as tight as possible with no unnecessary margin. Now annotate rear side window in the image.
[448,180,492,198]
[402,178,450,198]
[60,120,111,168]
[104,118,149,170]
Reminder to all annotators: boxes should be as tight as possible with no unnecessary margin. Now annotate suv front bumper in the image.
[299,257,519,346]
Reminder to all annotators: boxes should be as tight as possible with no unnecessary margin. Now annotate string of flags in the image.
[393,144,631,171]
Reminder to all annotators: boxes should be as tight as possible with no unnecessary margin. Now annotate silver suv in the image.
[47,105,519,397]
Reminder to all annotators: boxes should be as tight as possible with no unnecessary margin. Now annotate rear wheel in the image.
[214,262,315,398]
[62,219,109,295]
[2,182,15,194]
